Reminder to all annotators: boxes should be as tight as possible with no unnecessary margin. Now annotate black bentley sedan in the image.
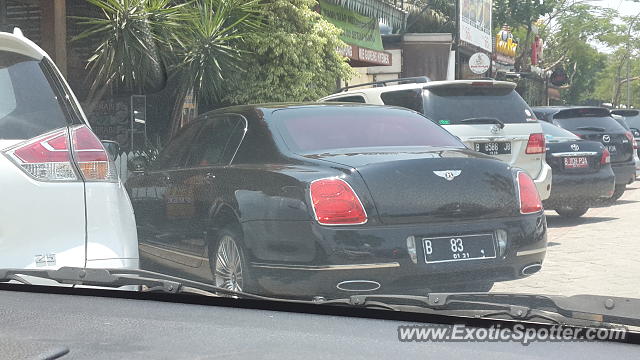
[126,104,547,298]
[534,106,636,201]
[539,121,615,217]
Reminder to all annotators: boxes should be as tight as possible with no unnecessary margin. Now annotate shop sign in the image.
[496,27,517,57]
[319,0,384,51]
[459,0,492,52]
[469,52,490,74]
[337,44,392,66]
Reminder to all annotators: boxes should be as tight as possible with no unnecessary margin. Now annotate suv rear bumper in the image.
[543,167,615,209]
[533,162,552,200]
[611,160,636,185]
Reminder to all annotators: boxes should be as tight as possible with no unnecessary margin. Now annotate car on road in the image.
[0,28,138,271]
[319,78,552,201]
[533,106,636,201]
[126,103,547,298]
[539,121,615,217]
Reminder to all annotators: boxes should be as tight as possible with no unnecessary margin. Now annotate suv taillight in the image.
[525,133,545,154]
[310,178,367,225]
[517,171,542,214]
[625,131,638,149]
[7,128,77,181]
[4,126,117,182]
[71,126,116,181]
[600,148,611,164]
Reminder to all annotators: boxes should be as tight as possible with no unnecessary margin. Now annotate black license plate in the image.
[474,142,511,155]
[423,234,496,263]
[607,145,617,153]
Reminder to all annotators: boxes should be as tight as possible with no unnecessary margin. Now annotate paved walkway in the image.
[492,183,640,299]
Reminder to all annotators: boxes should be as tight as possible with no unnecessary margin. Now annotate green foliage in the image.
[76,0,263,103]
[404,0,454,34]
[75,0,187,93]
[220,0,353,104]
[493,0,555,30]
[78,0,352,107]
[170,0,263,104]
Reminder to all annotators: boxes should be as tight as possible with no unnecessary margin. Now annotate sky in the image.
[586,1,640,51]
[590,0,640,17]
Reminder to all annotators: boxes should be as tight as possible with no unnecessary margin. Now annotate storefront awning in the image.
[323,0,406,29]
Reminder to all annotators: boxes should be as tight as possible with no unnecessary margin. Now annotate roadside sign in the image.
[469,52,490,74]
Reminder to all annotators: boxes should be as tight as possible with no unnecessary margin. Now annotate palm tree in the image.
[75,0,262,134]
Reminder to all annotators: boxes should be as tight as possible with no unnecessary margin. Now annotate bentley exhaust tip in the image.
[521,263,542,276]
[336,280,381,292]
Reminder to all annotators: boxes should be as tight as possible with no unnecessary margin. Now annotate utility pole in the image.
[454,0,460,79]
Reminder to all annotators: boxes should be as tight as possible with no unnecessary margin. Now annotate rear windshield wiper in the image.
[575,126,606,132]
[460,117,505,129]
[317,292,640,327]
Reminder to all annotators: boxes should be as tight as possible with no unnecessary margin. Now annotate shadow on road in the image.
[592,199,639,208]
[545,216,618,229]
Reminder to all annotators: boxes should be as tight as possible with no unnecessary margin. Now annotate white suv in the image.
[320,79,552,200]
[0,28,139,270]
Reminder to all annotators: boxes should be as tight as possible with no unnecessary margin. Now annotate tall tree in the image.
[220,0,353,104]
[541,3,620,104]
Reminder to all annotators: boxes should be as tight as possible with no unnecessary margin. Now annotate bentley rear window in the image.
[274,107,464,153]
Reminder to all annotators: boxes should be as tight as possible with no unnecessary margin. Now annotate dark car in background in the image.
[539,122,615,217]
[612,109,640,156]
[126,104,547,298]
[533,106,635,201]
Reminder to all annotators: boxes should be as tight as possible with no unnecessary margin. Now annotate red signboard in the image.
[338,44,392,66]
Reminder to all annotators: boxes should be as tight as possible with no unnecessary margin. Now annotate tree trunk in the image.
[612,55,627,107]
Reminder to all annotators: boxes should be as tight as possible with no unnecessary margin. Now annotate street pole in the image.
[454,0,460,79]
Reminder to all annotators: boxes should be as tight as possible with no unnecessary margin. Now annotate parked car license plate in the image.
[564,156,588,169]
[474,142,511,156]
[607,145,617,153]
[423,234,496,263]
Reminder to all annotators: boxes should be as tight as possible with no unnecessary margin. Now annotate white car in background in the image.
[0,28,138,271]
[320,78,553,200]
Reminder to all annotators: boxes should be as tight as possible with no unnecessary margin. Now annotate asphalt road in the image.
[492,183,640,298]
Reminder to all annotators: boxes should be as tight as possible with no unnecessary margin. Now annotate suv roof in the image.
[321,79,517,101]
[0,27,46,60]
[532,106,611,119]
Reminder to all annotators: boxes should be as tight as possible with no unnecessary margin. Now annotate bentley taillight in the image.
[517,171,543,214]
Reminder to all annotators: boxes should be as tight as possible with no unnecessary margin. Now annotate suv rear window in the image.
[325,95,366,103]
[422,86,535,125]
[0,51,68,139]
[380,89,423,113]
[554,116,627,133]
[612,109,640,129]
[274,107,464,153]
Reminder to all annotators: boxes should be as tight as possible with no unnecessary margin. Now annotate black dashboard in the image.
[1,284,639,359]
